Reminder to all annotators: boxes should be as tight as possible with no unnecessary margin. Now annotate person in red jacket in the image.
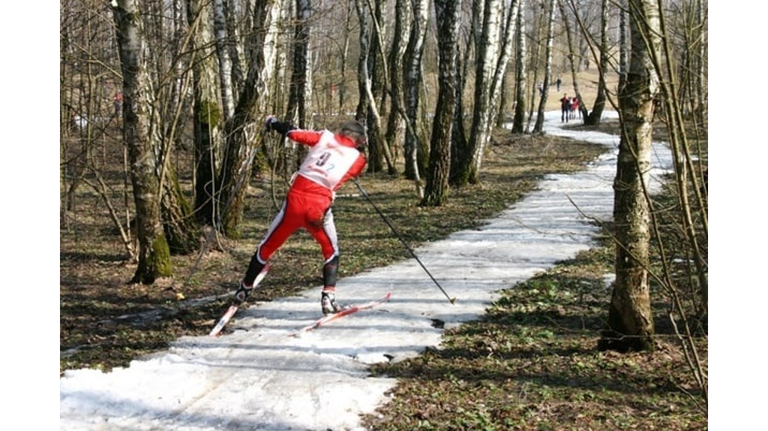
[234,117,368,314]
[569,97,580,120]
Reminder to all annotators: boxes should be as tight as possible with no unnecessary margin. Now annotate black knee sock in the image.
[323,255,339,288]
[243,253,265,286]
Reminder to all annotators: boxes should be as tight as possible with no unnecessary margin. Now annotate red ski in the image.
[291,292,392,336]
[209,265,270,337]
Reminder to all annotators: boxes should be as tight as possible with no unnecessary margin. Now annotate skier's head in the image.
[339,120,367,147]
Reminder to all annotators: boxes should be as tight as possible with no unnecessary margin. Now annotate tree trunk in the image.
[525,0,544,133]
[558,0,588,121]
[284,0,313,172]
[354,0,375,166]
[189,0,223,227]
[213,0,236,121]
[225,0,245,97]
[454,0,519,185]
[422,0,462,207]
[355,0,396,175]
[385,0,410,168]
[218,0,272,238]
[599,0,662,353]
[161,167,198,254]
[511,0,527,134]
[695,0,707,124]
[585,0,608,125]
[618,0,628,94]
[457,0,501,185]
[450,40,469,184]
[112,0,173,284]
[533,0,556,133]
[338,4,353,113]
[403,0,429,183]
[369,0,397,174]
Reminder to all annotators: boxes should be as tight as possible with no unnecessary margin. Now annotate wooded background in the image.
[60,0,707,383]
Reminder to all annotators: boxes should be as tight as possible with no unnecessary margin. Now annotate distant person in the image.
[556,77,562,92]
[113,92,123,116]
[538,83,544,97]
[570,97,579,120]
[234,117,368,315]
[560,94,570,123]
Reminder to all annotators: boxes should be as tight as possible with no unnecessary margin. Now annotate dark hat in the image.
[340,121,366,136]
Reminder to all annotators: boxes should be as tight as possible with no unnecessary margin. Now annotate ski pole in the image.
[353,178,457,305]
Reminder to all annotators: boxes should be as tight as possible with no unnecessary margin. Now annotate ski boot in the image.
[321,289,343,315]
[234,281,253,305]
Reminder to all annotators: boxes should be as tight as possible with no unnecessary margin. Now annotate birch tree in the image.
[460,0,502,184]
[218,0,273,238]
[422,0,462,207]
[384,0,410,166]
[454,0,519,185]
[213,0,236,121]
[153,0,199,256]
[672,0,707,122]
[354,0,396,174]
[279,0,313,173]
[599,0,662,353]
[403,0,430,184]
[511,0,527,134]
[189,0,223,226]
[286,0,313,130]
[111,0,172,283]
[563,0,609,125]
[533,0,556,133]
[354,0,370,122]
[584,0,609,125]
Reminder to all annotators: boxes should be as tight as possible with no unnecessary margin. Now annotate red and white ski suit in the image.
[252,129,366,271]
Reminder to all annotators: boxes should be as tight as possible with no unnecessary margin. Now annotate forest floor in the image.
[60,115,707,429]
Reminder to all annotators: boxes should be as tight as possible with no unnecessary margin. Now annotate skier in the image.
[234,117,368,314]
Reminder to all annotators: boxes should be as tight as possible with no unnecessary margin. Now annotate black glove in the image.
[264,116,297,136]
[264,115,277,132]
